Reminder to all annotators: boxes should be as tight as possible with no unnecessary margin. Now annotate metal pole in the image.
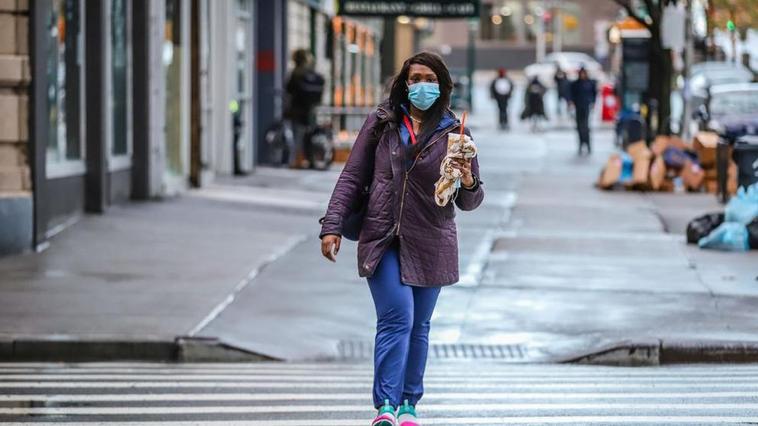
[466,18,476,112]
[535,1,546,62]
[552,0,562,53]
[681,0,694,140]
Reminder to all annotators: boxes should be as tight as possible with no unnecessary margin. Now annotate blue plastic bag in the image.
[619,153,634,183]
[725,183,758,225]
[698,222,750,251]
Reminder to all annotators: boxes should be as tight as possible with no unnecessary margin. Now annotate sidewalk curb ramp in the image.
[3,336,758,365]
[566,339,758,366]
[0,336,277,363]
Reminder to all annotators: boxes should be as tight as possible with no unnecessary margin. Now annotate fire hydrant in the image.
[601,83,618,122]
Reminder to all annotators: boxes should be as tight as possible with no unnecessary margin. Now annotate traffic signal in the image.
[727,20,735,32]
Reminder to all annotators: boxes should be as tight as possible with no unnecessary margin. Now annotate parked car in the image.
[689,63,753,98]
[524,52,604,87]
[694,83,758,141]
[671,62,754,134]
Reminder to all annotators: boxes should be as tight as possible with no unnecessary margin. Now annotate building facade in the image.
[0,0,386,256]
[0,0,32,255]
[422,0,622,70]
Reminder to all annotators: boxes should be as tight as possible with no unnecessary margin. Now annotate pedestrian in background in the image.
[553,66,571,118]
[569,67,597,155]
[490,68,513,130]
[521,76,547,132]
[319,52,485,426]
[285,49,325,168]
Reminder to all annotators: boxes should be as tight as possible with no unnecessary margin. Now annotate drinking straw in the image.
[459,111,467,138]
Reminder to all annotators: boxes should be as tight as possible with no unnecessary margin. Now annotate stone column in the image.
[0,0,32,255]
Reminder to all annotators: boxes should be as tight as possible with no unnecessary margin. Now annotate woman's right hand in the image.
[321,234,342,262]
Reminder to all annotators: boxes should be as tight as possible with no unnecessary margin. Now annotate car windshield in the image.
[544,53,592,67]
[710,90,758,117]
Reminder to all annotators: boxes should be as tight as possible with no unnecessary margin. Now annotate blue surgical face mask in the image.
[407,82,440,111]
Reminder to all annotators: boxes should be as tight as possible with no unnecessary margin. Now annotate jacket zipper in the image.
[395,123,459,236]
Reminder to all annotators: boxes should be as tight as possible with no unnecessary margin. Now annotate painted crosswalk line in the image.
[1,362,758,425]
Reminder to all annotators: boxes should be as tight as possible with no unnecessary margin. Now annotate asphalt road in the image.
[1,361,758,424]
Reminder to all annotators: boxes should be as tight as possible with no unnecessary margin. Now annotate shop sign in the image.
[338,0,480,18]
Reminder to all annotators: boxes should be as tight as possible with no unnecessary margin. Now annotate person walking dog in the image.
[319,52,485,426]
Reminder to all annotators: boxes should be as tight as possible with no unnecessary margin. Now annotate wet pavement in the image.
[0,77,756,362]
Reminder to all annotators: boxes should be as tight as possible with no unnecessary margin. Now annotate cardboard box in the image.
[649,156,666,190]
[693,131,719,167]
[629,155,651,188]
[598,154,623,189]
[660,178,675,192]
[651,136,669,157]
[669,135,689,150]
[626,140,652,159]
[681,159,705,191]
[727,160,738,195]
[705,179,718,194]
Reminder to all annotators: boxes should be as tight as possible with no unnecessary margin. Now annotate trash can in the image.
[716,138,731,204]
[732,135,758,190]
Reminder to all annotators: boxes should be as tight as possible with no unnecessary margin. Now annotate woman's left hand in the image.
[452,158,474,188]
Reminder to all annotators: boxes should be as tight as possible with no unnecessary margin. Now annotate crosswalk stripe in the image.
[14,417,758,425]
[2,363,757,424]
[4,368,758,378]
[4,402,758,415]
[1,381,757,389]
[2,362,758,372]
[0,391,756,402]
[3,373,758,383]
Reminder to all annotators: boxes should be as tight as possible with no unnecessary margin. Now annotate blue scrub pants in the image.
[367,246,441,409]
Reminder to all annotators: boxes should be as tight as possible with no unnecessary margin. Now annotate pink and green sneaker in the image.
[397,400,420,426]
[370,399,397,426]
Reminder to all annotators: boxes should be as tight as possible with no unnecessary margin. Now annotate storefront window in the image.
[46,0,83,166]
[111,0,128,156]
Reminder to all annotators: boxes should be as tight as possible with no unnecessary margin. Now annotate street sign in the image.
[337,0,480,18]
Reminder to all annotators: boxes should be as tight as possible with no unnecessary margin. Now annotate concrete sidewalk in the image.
[0,101,756,364]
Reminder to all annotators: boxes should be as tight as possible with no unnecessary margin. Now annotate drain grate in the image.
[337,341,527,360]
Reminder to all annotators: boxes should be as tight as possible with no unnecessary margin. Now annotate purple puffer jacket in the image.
[320,102,485,287]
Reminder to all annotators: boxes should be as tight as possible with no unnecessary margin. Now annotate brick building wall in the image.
[0,0,32,254]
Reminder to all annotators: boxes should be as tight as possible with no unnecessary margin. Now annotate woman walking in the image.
[319,52,485,426]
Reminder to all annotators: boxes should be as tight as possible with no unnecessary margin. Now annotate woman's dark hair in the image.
[388,52,454,138]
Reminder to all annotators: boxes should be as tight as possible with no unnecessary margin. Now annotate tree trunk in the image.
[647,29,673,136]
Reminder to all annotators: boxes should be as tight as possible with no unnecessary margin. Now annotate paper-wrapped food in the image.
[434,133,477,207]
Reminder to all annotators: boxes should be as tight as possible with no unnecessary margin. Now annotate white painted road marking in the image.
[2,362,758,424]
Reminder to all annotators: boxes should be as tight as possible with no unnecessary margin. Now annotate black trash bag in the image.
[687,212,725,244]
[748,217,758,250]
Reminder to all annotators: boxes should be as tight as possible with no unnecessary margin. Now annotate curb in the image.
[0,336,278,363]
[566,339,758,366]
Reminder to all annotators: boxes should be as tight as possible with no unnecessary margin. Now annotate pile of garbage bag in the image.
[597,132,738,194]
[687,183,758,251]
